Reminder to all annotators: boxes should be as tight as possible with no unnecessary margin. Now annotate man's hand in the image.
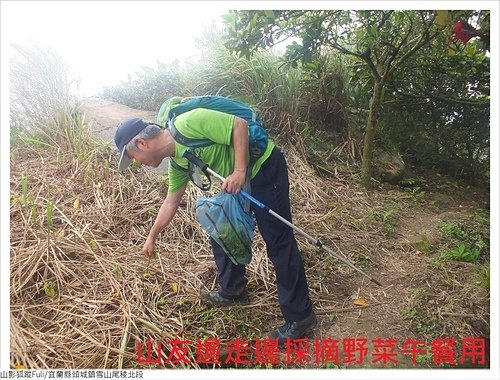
[143,237,155,258]
[222,169,246,193]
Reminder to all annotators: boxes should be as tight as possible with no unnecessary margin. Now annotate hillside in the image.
[10,98,490,370]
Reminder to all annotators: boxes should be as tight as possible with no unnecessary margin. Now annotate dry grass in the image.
[10,111,490,369]
[8,107,364,369]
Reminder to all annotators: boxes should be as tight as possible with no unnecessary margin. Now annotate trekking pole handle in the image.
[204,166,268,209]
[183,151,208,172]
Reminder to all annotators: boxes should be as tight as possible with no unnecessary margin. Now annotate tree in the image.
[381,10,490,184]
[223,10,440,187]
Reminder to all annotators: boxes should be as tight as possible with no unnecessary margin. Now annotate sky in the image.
[2,1,229,96]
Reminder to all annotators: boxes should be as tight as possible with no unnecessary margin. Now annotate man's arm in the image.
[143,182,188,257]
[221,116,248,193]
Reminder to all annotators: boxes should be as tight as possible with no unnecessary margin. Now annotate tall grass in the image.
[10,44,76,138]
[100,60,187,111]
[10,43,101,166]
[188,44,302,130]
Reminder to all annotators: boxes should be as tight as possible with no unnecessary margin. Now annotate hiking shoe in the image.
[200,290,249,306]
[267,312,317,346]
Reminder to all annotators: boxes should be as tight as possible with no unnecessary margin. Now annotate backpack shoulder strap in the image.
[168,116,214,149]
[169,157,188,173]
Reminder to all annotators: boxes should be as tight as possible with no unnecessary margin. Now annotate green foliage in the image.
[407,187,426,203]
[299,53,351,134]
[382,11,490,185]
[438,220,487,255]
[405,307,417,320]
[368,208,397,237]
[20,173,29,203]
[96,10,488,185]
[441,244,481,263]
[478,264,490,290]
[190,43,303,129]
[437,216,488,264]
[405,288,439,337]
[438,222,466,239]
[415,315,439,335]
[415,351,434,365]
[43,281,57,298]
[100,61,186,111]
[112,265,123,278]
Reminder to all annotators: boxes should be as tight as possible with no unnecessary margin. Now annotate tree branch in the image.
[394,89,490,108]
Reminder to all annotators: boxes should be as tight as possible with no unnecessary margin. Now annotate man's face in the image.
[126,137,163,168]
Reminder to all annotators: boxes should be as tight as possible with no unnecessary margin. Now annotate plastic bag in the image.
[195,192,256,265]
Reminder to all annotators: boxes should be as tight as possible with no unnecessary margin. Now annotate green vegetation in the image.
[412,233,433,253]
[436,219,488,264]
[43,281,57,298]
[478,264,490,290]
[222,10,490,187]
[405,288,439,337]
[367,207,398,237]
[98,11,490,189]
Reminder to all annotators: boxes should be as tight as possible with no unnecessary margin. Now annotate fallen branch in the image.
[316,302,385,315]
[440,312,475,318]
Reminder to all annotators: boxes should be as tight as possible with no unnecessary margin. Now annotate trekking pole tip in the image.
[371,277,383,287]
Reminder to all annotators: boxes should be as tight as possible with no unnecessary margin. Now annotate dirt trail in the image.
[79,97,168,174]
[79,97,157,145]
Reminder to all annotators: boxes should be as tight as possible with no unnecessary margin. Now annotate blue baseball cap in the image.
[114,118,149,171]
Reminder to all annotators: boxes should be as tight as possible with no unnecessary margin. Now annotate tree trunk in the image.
[361,80,384,188]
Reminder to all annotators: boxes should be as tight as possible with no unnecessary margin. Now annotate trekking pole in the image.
[183,151,383,287]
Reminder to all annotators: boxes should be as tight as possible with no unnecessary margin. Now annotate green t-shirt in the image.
[167,108,275,193]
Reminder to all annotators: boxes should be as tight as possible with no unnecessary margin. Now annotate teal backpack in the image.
[157,96,269,163]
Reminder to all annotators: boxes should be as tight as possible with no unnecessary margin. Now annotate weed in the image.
[437,219,487,263]
[88,240,99,251]
[31,204,38,222]
[409,287,428,301]
[441,244,481,263]
[43,281,57,298]
[438,222,466,240]
[404,308,417,320]
[416,351,434,365]
[156,297,167,307]
[405,288,440,337]
[20,173,29,202]
[411,187,426,202]
[46,201,54,231]
[399,177,417,188]
[415,315,438,335]
[368,208,398,237]
[323,362,342,369]
[112,265,123,278]
[478,264,490,290]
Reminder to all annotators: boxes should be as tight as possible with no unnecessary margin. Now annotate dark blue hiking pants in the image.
[210,147,313,322]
